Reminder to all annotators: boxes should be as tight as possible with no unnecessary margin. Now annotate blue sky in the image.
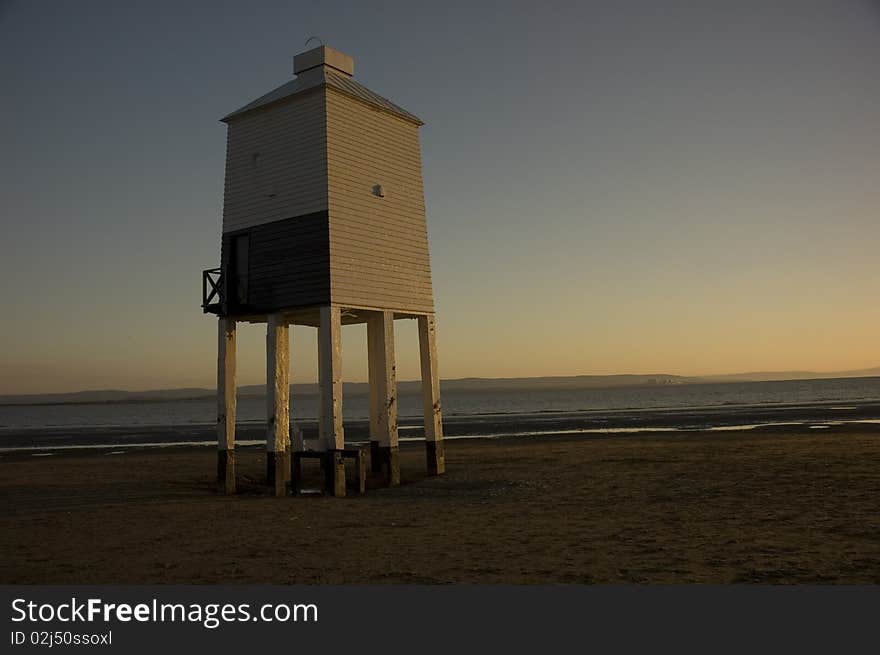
[1,0,879,393]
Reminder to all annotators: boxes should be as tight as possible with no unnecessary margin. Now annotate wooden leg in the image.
[217,318,237,494]
[323,451,346,498]
[318,306,345,496]
[368,310,399,486]
[419,314,445,475]
[266,314,290,497]
[367,314,381,473]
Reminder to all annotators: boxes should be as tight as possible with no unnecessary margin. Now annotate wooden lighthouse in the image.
[202,44,445,497]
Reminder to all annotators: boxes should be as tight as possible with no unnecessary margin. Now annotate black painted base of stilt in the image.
[217,450,236,495]
[370,440,382,473]
[375,445,400,486]
[322,450,347,497]
[267,451,291,497]
[426,441,445,476]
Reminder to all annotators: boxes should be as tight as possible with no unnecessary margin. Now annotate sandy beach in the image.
[1,425,879,584]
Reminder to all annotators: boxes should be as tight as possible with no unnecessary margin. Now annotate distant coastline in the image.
[3,368,879,407]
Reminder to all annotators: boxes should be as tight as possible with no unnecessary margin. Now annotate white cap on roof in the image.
[293,45,354,78]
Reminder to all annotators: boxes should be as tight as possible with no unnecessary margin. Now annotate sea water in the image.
[1,377,879,433]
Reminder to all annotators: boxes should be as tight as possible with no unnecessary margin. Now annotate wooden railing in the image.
[202,268,223,314]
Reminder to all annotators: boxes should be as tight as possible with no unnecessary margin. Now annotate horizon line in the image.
[3,365,879,399]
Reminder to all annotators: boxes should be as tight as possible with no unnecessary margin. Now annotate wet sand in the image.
[1,425,879,584]
[6,398,880,450]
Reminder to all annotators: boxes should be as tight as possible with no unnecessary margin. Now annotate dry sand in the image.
[1,426,879,584]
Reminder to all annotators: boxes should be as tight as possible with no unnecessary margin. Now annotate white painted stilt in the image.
[367,315,380,471]
[266,314,290,496]
[418,314,445,475]
[318,305,345,496]
[217,317,237,494]
[367,310,399,485]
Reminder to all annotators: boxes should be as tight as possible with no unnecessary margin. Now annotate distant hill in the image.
[702,367,880,382]
[1,369,877,406]
[0,387,219,406]
[0,375,696,406]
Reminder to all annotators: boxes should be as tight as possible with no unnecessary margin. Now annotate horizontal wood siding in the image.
[325,89,434,313]
[221,211,330,315]
[222,91,328,233]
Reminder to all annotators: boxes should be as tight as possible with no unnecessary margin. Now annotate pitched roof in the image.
[221,69,423,125]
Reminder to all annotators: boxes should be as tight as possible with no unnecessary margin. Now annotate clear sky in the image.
[1,0,879,394]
